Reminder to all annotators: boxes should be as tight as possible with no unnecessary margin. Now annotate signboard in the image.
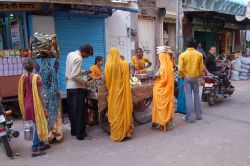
[55,4,112,16]
[0,3,40,12]
[10,20,21,49]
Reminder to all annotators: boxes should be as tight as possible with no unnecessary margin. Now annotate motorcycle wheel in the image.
[207,92,216,106]
[99,108,110,134]
[1,136,13,157]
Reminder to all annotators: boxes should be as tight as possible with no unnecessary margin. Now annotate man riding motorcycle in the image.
[205,46,234,92]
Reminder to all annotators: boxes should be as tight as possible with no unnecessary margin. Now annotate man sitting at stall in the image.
[131,48,152,74]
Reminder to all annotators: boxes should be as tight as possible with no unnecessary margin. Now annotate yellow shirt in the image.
[131,55,150,70]
[90,65,102,79]
[178,48,204,78]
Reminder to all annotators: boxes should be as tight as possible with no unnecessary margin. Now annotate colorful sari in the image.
[152,52,175,131]
[104,48,133,142]
[37,58,63,143]
[18,74,48,141]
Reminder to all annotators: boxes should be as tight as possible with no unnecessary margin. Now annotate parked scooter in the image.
[0,101,19,157]
[202,61,234,106]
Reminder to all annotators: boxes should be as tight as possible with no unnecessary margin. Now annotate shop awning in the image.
[183,0,247,16]
[0,0,139,13]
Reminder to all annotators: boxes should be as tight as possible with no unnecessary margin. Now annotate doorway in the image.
[138,17,155,70]
[194,31,216,55]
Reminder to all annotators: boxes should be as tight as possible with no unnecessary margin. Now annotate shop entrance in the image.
[194,31,216,55]
[0,12,26,50]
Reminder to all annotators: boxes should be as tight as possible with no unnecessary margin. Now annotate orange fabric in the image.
[104,48,133,142]
[131,55,150,74]
[152,53,175,127]
[90,65,102,79]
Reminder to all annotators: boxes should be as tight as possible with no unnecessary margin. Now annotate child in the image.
[18,57,51,157]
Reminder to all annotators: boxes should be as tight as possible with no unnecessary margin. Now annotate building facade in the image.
[0,1,138,96]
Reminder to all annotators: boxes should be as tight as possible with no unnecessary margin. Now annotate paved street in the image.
[1,80,250,166]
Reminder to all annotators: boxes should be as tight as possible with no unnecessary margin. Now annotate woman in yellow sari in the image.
[152,51,175,131]
[104,48,133,142]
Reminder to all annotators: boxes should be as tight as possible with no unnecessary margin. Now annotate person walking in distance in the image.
[65,44,93,140]
[178,38,204,123]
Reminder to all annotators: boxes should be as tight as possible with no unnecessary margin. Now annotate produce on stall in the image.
[82,72,153,132]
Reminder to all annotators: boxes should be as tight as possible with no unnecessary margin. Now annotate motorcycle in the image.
[202,61,234,106]
[0,101,19,157]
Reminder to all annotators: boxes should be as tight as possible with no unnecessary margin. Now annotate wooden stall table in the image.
[0,76,21,102]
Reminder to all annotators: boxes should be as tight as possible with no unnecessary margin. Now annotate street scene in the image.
[0,0,250,166]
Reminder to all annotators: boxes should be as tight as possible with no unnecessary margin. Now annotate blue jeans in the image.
[32,124,45,152]
[184,77,202,122]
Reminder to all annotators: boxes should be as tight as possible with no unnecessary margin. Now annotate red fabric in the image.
[23,74,42,121]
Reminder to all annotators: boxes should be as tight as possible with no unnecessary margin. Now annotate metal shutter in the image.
[55,14,106,91]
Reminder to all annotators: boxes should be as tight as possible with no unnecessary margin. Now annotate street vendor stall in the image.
[87,82,153,133]
[0,50,28,99]
[61,74,154,133]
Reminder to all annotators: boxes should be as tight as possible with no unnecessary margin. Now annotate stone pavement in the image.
[1,80,250,166]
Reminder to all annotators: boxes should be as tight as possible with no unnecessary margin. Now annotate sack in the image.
[239,76,249,80]
[241,63,250,70]
[232,59,242,71]
[30,33,58,59]
[239,68,249,73]
[231,70,240,81]
[240,57,250,65]
[239,72,249,77]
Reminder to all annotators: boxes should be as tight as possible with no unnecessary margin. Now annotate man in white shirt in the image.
[66,44,93,140]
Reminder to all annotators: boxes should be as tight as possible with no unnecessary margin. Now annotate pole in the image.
[176,0,180,57]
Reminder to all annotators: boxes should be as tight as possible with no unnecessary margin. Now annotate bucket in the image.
[23,121,34,141]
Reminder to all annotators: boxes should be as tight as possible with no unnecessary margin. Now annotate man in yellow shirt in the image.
[178,38,204,123]
[131,48,152,74]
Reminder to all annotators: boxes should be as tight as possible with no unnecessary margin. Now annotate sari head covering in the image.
[18,74,48,141]
[152,52,175,129]
[104,48,133,141]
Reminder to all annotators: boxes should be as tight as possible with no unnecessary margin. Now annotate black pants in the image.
[67,89,88,139]
[212,71,231,88]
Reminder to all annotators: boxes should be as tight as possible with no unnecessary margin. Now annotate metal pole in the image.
[176,0,180,57]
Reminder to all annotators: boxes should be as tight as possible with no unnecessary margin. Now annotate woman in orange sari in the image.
[104,48,133,142]
[90,56,104,80]
[152,50,175,131]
